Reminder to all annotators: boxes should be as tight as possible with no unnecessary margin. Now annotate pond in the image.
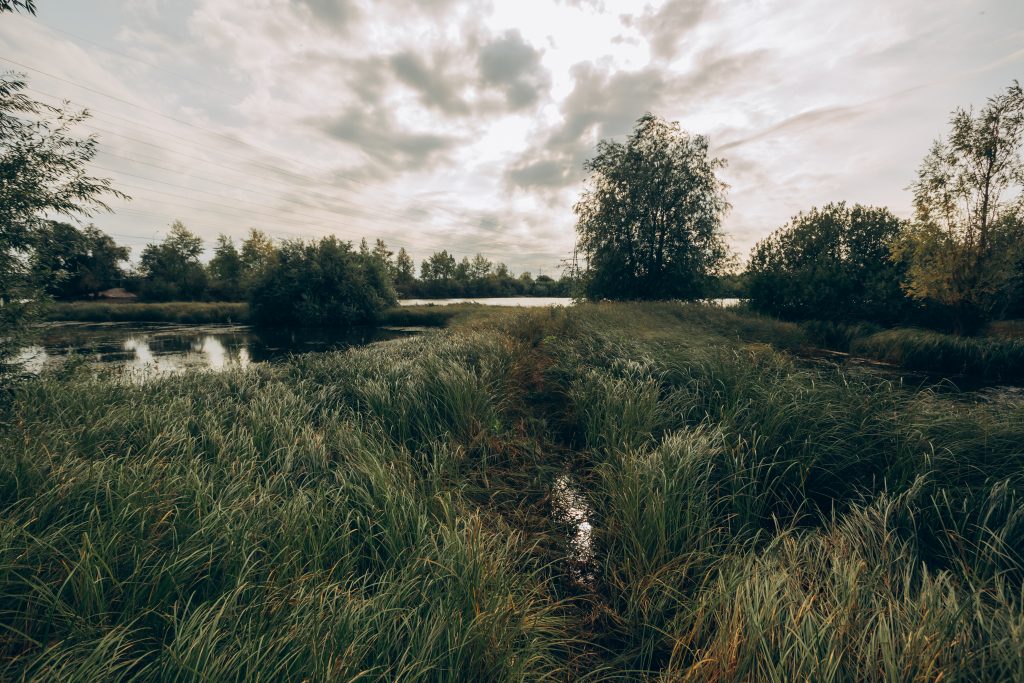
[16,322,421,377]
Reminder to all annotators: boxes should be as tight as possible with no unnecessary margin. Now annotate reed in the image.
[3,301,1022,680]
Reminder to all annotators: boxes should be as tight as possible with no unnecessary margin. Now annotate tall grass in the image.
[0,332,575,680]
[43,302,463,328]
[44,301,250,324]
[543,303,1024,679]
[3,301,1022,680]
[852,327,1024,382]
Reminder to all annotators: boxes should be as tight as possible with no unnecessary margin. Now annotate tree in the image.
[420,250,456,282]
[394,247,416,293]
[419,251,458,296]
[0,1,35,14]
[747,203,910,322]
[208,235,243,300]
[470,254,492,280]
[575,113,730,300]
[32,222,129,299]
[249,236,395,327]
[372,239,393,272]
[1,72,123,372]
[894,81,1024,332]
[138,221,208,301]
[240,229,275,273]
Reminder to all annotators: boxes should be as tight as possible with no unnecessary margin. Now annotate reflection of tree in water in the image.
[20,323,416,377]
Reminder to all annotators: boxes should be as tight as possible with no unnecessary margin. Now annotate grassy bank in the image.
[3,302,1022,680]
[851,327,1024,382]
[43,301,251,324]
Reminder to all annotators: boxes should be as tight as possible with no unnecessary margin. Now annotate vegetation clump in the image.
[249,236,396,328]
[575,114,730,300]
[747,203,910,323]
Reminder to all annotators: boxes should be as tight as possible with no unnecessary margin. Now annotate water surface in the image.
[18,322,419,377]
[399,297,574,306]
[399,297,742,307]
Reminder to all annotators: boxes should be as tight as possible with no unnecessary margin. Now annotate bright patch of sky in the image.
[1,0,1021,273]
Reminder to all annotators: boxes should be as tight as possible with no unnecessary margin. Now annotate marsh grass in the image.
[42,302,467,328]
[0,332,576,681]
[543,303,1024,679]
[43,301,250,324]
[3,301,1023,681]
[852,327,1024,382]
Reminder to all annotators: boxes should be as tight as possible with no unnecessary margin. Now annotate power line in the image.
[5,55,477,224]
[2,54,543,264]
[26,86,484,231]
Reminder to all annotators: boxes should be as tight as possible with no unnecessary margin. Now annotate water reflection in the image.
[399,297,742,307]
[553,474,596,586]
[21,322,418,378]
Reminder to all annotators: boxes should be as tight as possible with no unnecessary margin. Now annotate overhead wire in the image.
[2,42,564,272]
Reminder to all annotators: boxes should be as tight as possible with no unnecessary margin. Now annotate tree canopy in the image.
[249,236,396,327]
[1,72,122,373]
[894,80,1024,331]
[138,221,208,301]
[32,221,129,299]
[747,203,910,323]
[0,1,35,14]
[575,114,730,300]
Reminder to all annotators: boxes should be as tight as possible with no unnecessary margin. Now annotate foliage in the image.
[0,72,122,374]
[137,221,208,301]
[394,247,416,290]
[31,221,129,299]
[420,249,457,283]
[0,331,573,680]
[249,236,396,327]
[894,81,1024,332]
[0,1,35,14]
[575,114,730,300]
[4,302,1024,679]
[44,301,249,324]
[207,234,243,300]
[748,203,911,322]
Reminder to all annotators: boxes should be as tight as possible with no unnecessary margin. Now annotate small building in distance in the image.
[97,287,138,301]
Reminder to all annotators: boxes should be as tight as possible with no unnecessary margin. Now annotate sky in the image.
[1,0,1022,274]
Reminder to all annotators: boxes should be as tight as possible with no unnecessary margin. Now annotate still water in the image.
[399,297,574,306]
[17,323,419,377]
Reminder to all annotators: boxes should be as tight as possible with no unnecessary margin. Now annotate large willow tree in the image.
[574,114,730,300]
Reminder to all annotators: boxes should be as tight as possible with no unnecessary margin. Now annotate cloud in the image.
[7,0,1021,274]
[477,29,551,110]
[389,50,472,115]
[506,62,670,189]
[715,104,868,152]
[295,0,359,27]
[630,0,713,61]
[315,107,461,175]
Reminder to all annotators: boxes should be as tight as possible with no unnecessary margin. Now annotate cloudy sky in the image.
[2,0,1022,273]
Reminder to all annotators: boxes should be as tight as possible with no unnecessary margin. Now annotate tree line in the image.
[575,83,1024,335]
[4,46,1023,338]
[28,219,575,304]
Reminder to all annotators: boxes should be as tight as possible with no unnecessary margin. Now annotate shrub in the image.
[249,237,396,328]
[747,203,911,323]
